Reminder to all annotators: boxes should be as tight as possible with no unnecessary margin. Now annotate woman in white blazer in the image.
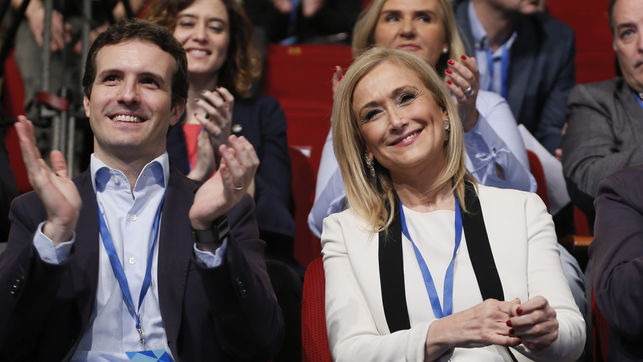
[321,47,585,361]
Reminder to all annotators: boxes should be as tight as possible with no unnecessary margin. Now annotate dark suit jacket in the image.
[562,78,643,220]
[0,126,18,242]
[0,168,284,361]
[167,94,295,247]
[590,165,643,362]
[454,0,576,153]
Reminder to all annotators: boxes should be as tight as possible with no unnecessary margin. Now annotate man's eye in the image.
[620,29,635,39]
[141,77,159,87]
[103,74,118,83]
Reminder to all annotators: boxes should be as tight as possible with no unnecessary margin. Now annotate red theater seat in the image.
[263,44,353,175]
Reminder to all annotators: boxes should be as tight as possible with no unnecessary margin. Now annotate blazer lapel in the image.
[157,168,198,351]
[378,194,410,333]
[69,171,101,331]
[618,80,643,125]
[379,183,506,333]
[506,19,537,127]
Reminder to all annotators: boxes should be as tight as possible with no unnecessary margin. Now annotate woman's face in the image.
[373,0,447,67]
[173,0,230,78]
[353,61,447,178]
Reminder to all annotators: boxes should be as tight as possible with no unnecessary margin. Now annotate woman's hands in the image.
[508,296,559,351]
[194,86,235,150]
[444,55,480,132]
[424,296,559,360]
[425,298,521,359]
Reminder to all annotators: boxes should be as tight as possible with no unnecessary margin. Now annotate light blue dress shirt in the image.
[32,153,227,361]
[468,1,517,96]
[307,91,536,237]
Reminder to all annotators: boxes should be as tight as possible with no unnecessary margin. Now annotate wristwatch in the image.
[191,215,230,244]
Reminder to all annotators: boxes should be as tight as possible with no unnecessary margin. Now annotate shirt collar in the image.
[91,152,170,193]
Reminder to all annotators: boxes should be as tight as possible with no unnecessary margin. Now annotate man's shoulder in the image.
[521,12,574,49]
[569,77,624,105]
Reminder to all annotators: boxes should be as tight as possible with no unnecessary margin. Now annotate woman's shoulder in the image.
[476,185,544,212]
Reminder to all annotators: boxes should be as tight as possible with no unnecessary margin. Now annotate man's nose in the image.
[118,80,140,104]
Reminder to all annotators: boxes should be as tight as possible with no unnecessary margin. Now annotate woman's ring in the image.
[233,185,244,191]
[464,86,474,98]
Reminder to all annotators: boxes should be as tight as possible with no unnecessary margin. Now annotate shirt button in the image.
[128,257,136,265]
[492,147,497,153]
[112,176,121,185]
[129,214,137,222]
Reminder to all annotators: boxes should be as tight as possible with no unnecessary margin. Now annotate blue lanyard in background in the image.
[97,194,165,347]
[485,43,510,99]
[635,91,643,110]
[399,195,463,318]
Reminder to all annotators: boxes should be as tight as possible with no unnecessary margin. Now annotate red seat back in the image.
[591,287,610,362]
[526,150,550,211]
[301,257,331,362]
[3,51,30,194]
[289,146,321,267]
[263,44,353,175]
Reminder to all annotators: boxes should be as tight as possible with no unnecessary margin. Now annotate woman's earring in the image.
[442,47,448,54]
[364,153,376,178]
[444,117,450,131]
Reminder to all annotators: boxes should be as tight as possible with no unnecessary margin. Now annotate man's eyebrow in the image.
[96,69,167,84]
[615,22,636,31]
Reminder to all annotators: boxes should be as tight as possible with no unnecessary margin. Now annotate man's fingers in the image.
[50,150,69,178]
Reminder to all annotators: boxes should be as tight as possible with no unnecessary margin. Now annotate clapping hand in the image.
[193,86,234,150]
[14,116,81,246]
[189,135,259,229]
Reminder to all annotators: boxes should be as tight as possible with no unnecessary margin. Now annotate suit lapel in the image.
[379,183,506,332]
[69,171,101,338]
[157,168,198,350]
[378,194,410,333]
[506,19,537,127]
[618,80,643,126]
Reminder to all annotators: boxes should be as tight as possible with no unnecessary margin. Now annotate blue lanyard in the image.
[485,43,510,99]
[97,194,165,347]
[399,195,462,319]
[635,91,643,110]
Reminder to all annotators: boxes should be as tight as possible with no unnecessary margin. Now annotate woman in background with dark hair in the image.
[147,0,295,262]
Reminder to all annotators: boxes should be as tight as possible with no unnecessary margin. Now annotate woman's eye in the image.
[364,109,381,122]
[178,20,195,28]
[209,25,224,32]
[384,14,400,22]
[417,15,431,23]
[399,93,416,104]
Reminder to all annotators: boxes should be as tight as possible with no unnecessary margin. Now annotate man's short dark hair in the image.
[82,19,188,107]
[608,0,618,34]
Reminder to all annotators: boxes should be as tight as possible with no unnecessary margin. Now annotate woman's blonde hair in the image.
[332,47,474,231]
[146,0,261,99]
[352,0,466,75]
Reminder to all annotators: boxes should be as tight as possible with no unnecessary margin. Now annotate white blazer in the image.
[321,185,585,361]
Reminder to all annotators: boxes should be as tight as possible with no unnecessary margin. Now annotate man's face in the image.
[612,0,643,92]
[485,0,540,15]
[83,39,184,164]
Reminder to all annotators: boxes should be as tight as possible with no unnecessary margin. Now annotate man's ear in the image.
[83,96,91,118]
[169,101,186,127]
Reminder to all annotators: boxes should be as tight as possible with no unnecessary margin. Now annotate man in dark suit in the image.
[453,0,576,155]
[590,165,643,362]
[0,121,18,243]
[0,19,283,361]
[561,0,643,222]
